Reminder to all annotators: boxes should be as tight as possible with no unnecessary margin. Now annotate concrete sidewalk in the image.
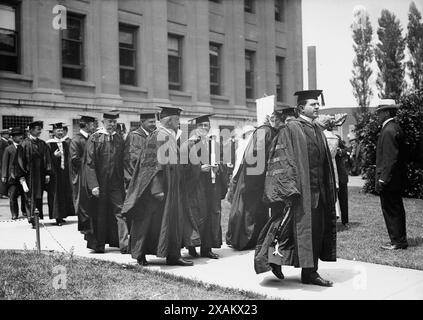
[1,216,422,300]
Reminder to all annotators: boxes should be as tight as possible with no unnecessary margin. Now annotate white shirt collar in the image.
[80,129,89,139]
[382,117,394,129]
[13,142,19,148]
[96,127,116,136]
[29,134,38,141]
[140,126,150,136]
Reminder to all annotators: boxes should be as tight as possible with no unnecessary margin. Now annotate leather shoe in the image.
[12,215,18,220]
[201,251,219,259]
[166,258,194,266]
[188,247,199,258]
[94,247,105,254]
[381,243,408,250]
[270,263,284,280]
[302,275,333,287]
[137,256,149,266]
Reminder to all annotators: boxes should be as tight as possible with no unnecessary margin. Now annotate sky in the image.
[302,0,423,108]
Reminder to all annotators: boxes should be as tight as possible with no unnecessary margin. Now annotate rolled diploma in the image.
[210,136,216,184]
[21,180,29,193]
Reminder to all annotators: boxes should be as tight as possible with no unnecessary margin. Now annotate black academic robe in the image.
[46,139,75,220]
[226,125,277,250]
[15,137,52,218]
[255,118,337,273]
[122,127,198,260]
[123,128,149,188]
[182,130,229,250]
[69,132,90,231]
[1,143,19,185]
[0,138,10,196]
[81,130,125,250]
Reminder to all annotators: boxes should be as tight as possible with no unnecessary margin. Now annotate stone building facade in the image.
[0,0,303,139]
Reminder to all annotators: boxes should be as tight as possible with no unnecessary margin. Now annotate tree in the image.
[375,9,406,100]
[350,7,374,111]
[406,2,423,91]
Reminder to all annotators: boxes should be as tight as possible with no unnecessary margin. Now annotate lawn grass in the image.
[221,186,423,270]
[0,250,267,300]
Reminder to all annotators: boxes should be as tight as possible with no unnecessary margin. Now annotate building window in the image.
[210,43,222,96]
[209,0,221,3]
[62,13,84,80]
[245,50,255,99]
[275,0,285,22]
[244,0,255,13]
[276,56,285,102]
[130,121,140,132]
[2,115,33,130]
[0,2,19,73]
[168,34,183,91]
[119,24,137,86]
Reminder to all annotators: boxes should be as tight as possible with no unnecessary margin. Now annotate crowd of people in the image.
[0,91,408,287]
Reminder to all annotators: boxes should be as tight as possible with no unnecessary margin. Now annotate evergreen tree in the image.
[375,9,406,100]
[406,2,423,91]
[350,7,374,111]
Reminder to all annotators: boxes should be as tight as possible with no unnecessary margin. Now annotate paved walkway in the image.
[1,215,422,300]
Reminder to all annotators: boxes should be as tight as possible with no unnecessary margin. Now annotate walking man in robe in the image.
[82,111,129,254]
[124,111,157,188]
[70,115,96,233]
[0,129,11,199]
[122,106,194,267]
[15,121,52,228]
[375,99,408,250]
[184,114,228,259]
[1,127,26,220]
[226,107,280,250]
[255,90,337,287]
[46,122,75,226]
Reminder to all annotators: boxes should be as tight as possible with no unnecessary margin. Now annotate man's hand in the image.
[201,164,211,172]
[1,177,6,183]
[45,175,50,184]
[54,149,62,157]
[153,192,165,202]
[375,179,385,193]
[92,187,100,197]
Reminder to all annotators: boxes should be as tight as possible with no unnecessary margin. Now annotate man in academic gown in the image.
[82,111,129,254]
[46,123,75,225]
[122,106,194,267]
[184,114,229,259]
[255,90,337,287]
[124,111,157,188]
[69,115,96,233]
[15,121,52,228]
[225,109,279,251]
[0,129,11,198]
[375,100,408,250]
[1,127,26,219]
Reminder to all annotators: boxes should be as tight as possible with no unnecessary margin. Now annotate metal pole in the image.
[34,208,41,254]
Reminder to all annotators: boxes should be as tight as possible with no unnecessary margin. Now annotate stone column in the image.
[32,0,64,101]
[95,0,122,105]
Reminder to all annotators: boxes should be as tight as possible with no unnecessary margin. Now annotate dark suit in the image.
[1,143,26,218]
[375,119,407,246]
[123,128,149,188]
[335,136,349,224]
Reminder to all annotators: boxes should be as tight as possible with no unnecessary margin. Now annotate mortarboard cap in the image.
[294,90,325,106]
[189,114,214,125]
[159,106,183,119]
[49,122,66,130]
[79,115,96,122]
[103,110,120,119]
[28,121,44,129]
[376,99,400,112]
[140,112,158,121]
[274,104,296,115]
[10,127,24,136]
